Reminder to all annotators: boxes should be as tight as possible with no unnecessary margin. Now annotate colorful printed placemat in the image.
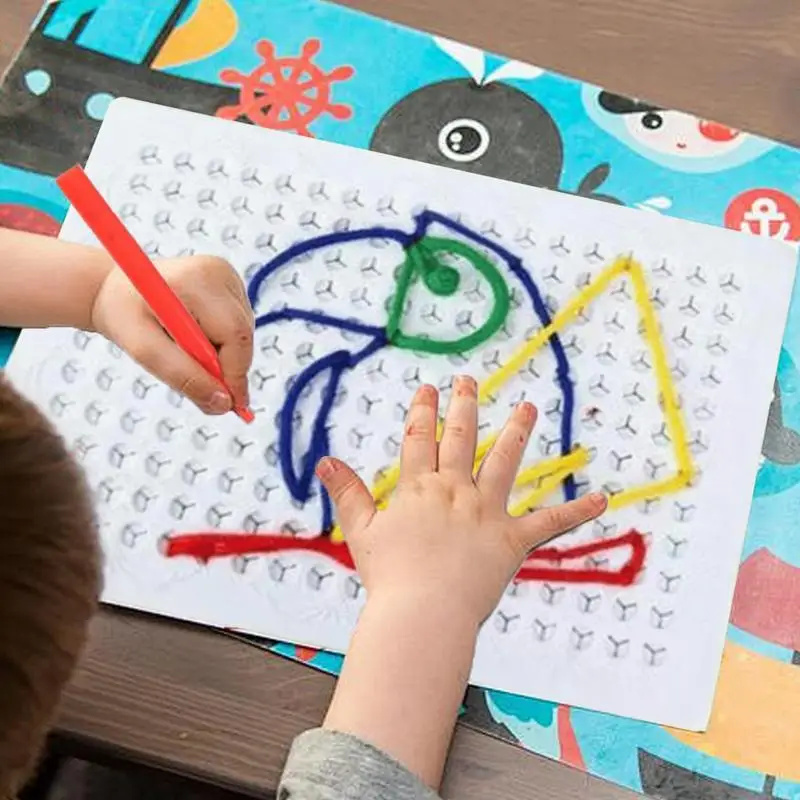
[0,0,798,795]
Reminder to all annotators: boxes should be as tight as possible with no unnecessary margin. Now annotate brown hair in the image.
[0,373,101,797]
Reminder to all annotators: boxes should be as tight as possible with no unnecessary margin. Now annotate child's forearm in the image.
[0,229,111,330]
[323,592,478,790]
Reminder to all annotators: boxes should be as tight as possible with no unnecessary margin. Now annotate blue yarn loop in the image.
[248,210,576,532]
[247,226,415,308]
[277,335,387,510]
[255,308,386,339]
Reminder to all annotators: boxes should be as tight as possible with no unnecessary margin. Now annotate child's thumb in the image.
[316,457,376,534]
[513,492,608,554]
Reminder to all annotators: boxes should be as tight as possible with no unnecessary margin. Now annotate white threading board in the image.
[6,98,797,729]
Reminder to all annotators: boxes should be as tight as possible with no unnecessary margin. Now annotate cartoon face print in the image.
[617,107,742,159]
[583,87,775,173]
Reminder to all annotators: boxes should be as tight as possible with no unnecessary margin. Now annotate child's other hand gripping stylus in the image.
[91,254,254,416]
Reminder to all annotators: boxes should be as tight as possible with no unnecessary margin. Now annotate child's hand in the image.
[317,375,607,626]
[90,255,254,415]
[319,376,606,784]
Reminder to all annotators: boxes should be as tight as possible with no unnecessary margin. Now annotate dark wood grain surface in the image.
[1,0,797,797]
[57,612,633,799]
[0,0,41,77]
[340,0,800,148]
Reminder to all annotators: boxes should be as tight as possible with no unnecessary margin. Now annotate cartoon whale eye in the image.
[438,118,490,163]
[641,112,664,131]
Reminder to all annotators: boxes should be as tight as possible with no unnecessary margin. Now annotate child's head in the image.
[0,373,101,797]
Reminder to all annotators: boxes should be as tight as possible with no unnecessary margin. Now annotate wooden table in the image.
[2,1,798,798]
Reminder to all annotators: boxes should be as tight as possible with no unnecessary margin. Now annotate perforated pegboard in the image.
[7,98,796,729]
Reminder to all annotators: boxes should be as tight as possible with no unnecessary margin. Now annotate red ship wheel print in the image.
[217,39,354,136]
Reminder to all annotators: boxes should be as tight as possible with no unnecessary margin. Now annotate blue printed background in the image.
[0,1,799,796]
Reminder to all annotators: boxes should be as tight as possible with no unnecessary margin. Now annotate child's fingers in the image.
[179,289,254,408]
[162,256,255,408]
[476,402,537,504]
[219,272,255,406]
[512,492,608,554]
[316,457,376,534]
[438,375,478,477]
[216,317,254,409]
[400,385,439,480]
[124,315,233,414]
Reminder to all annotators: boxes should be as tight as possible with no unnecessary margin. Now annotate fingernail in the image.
[455,374,477,397]
[416,384,438,406]
[317,457,339,478]
[588,492,608,509]
[208,390,232,414]
[516,401,536,423]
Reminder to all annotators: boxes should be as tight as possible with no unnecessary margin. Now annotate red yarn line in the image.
[163,529,646,587]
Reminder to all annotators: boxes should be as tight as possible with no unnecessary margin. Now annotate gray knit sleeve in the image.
[278,729,441,800]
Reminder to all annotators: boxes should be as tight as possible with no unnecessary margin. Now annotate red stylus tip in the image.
[235,405,255,424]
